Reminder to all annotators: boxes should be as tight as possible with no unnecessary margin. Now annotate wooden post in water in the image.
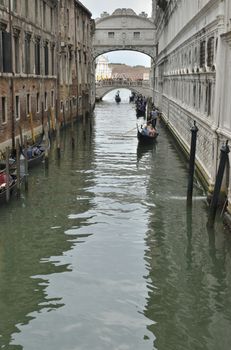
[208,140,230,227]
[56,99,61,158]
[29,112,35,143]
[5,147,10,202]
[16,139,21,195]
[44,124,49,168]
[24,135,29,191]
[19,125,23,147]
[70,100,75,148]
[187,121,198,206]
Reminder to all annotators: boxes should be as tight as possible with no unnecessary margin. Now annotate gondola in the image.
[22,133,50,168]
[115,95,121,103]
[136,107,146,117]
[0,172,18,205]
[137,124,158,144]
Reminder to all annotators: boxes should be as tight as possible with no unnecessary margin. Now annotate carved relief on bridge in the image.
[93,8,156,59]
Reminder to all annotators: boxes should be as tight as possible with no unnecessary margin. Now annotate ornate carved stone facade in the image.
[152,0,231,210]
[93,9,156,59]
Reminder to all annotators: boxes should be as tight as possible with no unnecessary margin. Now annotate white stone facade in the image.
[153,0,231,210]
[95,55,112,81]
[93,8,156,59]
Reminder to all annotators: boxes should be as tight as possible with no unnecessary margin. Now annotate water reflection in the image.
[0,96,231,350]
[0,120,95,349]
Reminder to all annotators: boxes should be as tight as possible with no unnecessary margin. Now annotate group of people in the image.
[140,104,159,137]
[135,94,147,115]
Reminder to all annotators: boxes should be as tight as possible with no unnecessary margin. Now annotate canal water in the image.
[1,89,231,350]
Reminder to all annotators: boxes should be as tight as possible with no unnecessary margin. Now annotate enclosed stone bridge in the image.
[95,79,152,100]
[93,8,156,60]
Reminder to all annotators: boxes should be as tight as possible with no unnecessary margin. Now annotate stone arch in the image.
[93,8,156,60]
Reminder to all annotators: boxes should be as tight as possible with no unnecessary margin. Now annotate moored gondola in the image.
[22,133,50,168]
[0,172,18,205]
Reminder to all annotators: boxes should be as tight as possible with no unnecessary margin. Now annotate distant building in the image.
[95,55,112,81]
[109,64,150,81]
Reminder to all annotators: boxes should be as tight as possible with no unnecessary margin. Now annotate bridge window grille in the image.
[133,32,140,39]
[207,37,214,67]
[108,32,114,38]
[199,40,206,68]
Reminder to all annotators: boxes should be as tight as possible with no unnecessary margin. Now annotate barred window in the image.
[108,32,114,38]
[133,32,140,39]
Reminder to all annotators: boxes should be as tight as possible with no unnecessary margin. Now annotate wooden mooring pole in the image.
[23,135,29,191]
[5,147,10,203]
[16,139,21,196]
[208,140,230,227]
[187,121,198,205]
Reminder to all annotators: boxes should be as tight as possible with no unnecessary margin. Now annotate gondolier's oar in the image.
[122,126,137,136]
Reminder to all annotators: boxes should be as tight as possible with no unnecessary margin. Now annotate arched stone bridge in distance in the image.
[95,79,153,100]
[93,8,156,61]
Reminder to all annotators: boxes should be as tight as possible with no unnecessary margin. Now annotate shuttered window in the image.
[44,41,49,75]
[35,38,40,75]
[200,40,206,68]
[24,33,31,74]
[2,31,12,72]
[207,37,214,67]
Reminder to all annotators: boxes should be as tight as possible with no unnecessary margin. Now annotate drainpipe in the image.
[8,0,15,152]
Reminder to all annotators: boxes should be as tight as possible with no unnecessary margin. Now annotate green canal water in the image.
[0,89,231,350]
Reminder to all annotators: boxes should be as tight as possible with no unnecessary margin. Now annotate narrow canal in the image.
[1,89,231,350]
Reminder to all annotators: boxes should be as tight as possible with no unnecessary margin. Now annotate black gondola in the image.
[22,133,50,168]
[115,90,121,103]
[0,172,18,205]
[137,124,158,144]
[115,95,121,103]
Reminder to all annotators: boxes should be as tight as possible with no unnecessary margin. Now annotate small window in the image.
[12,0,17,12]
[60,100,63,111]
[44,92,47,110]
[65,100,69,110]
[26,93,30,115]
[133,32,140,39]
[15,95,20,120]
[108,32,114,38]
[1,96,7,124]
[36,92,40,113]
[51,90,54,108]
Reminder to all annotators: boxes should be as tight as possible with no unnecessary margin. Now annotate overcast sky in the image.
[82,0,152,67]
